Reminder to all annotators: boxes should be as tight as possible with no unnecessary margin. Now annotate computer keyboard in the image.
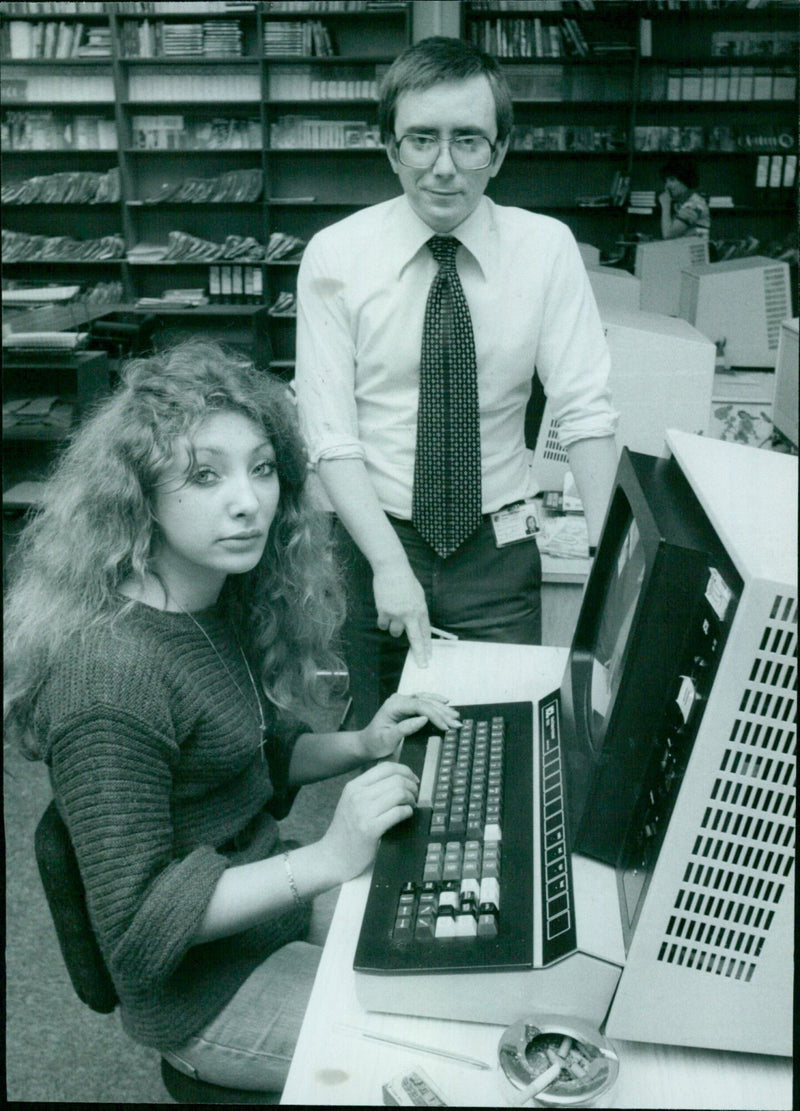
[354,698,577,979]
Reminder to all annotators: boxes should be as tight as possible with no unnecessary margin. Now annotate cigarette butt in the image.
[557,1036,573,1059]
[512,1059,562,1106]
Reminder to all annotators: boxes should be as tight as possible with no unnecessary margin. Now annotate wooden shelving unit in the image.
[462,0,798,259]
[1,0,411,373]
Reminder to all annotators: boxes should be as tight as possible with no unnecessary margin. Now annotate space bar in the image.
[417,735,441,808]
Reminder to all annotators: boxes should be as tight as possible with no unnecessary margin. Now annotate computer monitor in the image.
[354,433,795,1057]
[562,430,796,1055]
[635,236,709,316]
[577,241,600,267]
[531,308,715,492]
[771,316,798,447]
[586,265,641,312]
[678,256,792,368]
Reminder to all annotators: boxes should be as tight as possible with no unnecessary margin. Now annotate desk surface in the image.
[282,642,792,1109]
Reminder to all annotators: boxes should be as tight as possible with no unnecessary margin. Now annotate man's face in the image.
[387,75,508,233]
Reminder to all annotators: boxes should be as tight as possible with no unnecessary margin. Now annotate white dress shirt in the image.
[295,194,617,518]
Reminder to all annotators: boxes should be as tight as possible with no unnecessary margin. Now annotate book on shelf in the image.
[270,116,379,149]
[131,114,261,150]
[711,30,798,59]
[0,73,115,103]
[127,71,260,102]
[263,20,333,58]
[645,64,795,102]
[510,123,626,152]
[268,65,378,101]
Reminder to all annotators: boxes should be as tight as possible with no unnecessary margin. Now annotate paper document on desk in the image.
[537,515,590,559]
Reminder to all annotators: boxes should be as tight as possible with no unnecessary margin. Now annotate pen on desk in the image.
[430,626,458,641]
[337,1025,491,1071]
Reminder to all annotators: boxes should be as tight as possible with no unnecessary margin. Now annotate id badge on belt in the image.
[490,497,541,548]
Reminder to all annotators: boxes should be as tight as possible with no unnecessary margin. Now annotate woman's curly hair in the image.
[4,339,346,756]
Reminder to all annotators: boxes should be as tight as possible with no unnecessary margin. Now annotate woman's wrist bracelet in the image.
[282,851,304,909]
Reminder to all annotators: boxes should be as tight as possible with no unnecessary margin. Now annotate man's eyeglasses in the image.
[395,133,496,171]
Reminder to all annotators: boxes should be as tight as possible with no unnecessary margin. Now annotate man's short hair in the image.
[378,36,514,146]
[661,154,700,190]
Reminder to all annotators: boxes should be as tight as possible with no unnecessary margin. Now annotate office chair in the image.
[34,799,279,1105]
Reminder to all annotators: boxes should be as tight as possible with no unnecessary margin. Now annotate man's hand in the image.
[359,691,462,761]
[373,563,432,668]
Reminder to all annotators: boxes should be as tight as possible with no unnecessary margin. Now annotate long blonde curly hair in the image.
[4,340,345,757]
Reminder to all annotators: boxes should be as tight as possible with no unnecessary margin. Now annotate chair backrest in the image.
[34,799,118,1014]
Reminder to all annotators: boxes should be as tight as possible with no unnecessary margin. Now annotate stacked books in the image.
[163,23,203,56]
[202,20,243,56]
[263,20,333,56]
[628,190,656,213]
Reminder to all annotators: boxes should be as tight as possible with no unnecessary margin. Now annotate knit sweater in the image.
[34,601,311,1050]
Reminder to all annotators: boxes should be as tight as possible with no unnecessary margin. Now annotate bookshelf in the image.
[462,0,798,261]
[2,1,796,369]
[1,0,411,373]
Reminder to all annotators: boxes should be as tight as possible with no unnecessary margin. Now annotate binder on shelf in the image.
[755,154,770,188]
[231,265,243,304]
[768,155,783,190]
[782,154,797,190]
[220,265,232,303]
[209,265,221,303]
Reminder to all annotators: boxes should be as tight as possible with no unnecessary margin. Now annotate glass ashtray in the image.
[497,1015,619,1107]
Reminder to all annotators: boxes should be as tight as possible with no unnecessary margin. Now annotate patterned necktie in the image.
[412,235,482,558]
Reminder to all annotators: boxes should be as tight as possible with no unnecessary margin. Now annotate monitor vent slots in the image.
[688,240,709,269]
[763,266,793,349]
[657,591,796,982]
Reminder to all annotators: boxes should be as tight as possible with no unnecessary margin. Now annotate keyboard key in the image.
[435,908,457,939]
[454,912,477,938]
[417,735,442,808]
[479,876,500,910]
[414,910,436,941]
[477,902,499,938]
[460,877,480,902]
[393,916,414,941]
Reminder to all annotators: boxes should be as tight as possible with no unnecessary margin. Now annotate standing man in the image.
[295,37,618,727]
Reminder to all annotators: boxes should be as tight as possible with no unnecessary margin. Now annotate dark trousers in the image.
[335,515,542,729]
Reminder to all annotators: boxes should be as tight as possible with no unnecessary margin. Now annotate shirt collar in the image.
[390,194,494,280]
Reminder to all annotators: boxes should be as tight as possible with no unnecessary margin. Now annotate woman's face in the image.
[664,175,688,199]
[150,410,279,607]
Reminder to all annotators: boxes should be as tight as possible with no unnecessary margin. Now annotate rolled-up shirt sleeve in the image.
[534,227,619,449]
[295,234,366,466]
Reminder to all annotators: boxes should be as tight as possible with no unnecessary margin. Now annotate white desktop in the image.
[532,307,716,491]
[635,236,709,316]
[678,256,792,368]
[282,433,795,1108]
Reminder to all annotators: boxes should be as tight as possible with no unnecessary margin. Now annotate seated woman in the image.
[659,154,710,240]
[3,340,459,1092]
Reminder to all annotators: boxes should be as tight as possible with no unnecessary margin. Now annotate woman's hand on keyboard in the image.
[358,692,462,760]
[319,761,420,881]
